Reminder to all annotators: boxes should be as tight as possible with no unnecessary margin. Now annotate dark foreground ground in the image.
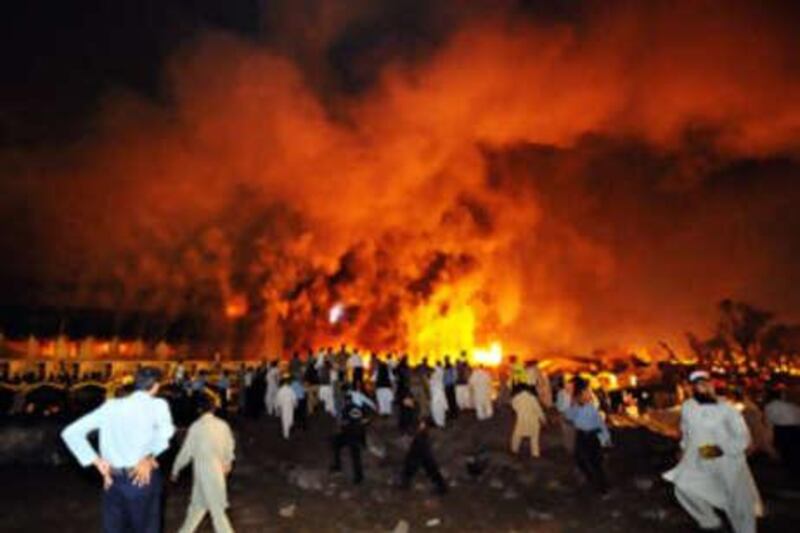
[1,406,798,532]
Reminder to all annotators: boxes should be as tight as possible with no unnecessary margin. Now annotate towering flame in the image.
[1,1,799,360]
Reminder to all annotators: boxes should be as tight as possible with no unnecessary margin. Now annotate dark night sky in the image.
[1,1,799,351]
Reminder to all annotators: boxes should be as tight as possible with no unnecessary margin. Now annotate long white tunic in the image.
[171,413,235,510]
[276,385,297,439]
[469,369,494,420]
[663,399,763,532]
[264,367,280,416]
[429,367,448,428]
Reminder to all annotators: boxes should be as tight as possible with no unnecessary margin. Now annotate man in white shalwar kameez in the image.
[469,365,494,421]
[276,378,297,439]
[429,364,448,428]
[663,371,763,533]
[511,385,547,458]
[171,397,235,533]
[264,362,280,416]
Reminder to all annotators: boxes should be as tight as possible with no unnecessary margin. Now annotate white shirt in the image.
[347,353,363,369]
[765,399,800,427]
[61,391,175,468]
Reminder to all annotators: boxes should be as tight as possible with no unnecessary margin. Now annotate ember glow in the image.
[328,303,345,325]
[1,1,800,360]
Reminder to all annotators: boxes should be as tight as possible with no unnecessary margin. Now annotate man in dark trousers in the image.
[443,357,458,419]
[331,388,370,484]
[62,367,175,532]
[400,397,448,495]
[564,379,611,493]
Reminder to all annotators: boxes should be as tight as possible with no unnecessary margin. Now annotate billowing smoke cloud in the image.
[2,0,799,358]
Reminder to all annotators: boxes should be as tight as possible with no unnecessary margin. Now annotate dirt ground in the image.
[1,405,798,532]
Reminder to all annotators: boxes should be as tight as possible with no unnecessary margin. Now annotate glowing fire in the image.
[328,303,345,324]
[405,284,505,366]
[225,295,248,320]
[473,341,504,367]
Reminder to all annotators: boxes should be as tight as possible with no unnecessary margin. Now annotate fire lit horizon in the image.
[1,1,799,363]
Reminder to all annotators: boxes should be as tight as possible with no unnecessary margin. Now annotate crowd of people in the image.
[27,345,800,532]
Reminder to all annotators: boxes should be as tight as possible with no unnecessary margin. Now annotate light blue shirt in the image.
[61,391,175,468]
[350,390,376,411]
[291,380,306,400]
[565,403,611,446]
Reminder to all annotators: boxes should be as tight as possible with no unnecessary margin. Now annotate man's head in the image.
[689,371,716,404]
[135,366,162,394]
[196,392,216,415]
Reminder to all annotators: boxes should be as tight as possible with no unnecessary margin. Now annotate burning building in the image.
[1,1,799,362]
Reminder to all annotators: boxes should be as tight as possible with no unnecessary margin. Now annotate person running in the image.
[663,371,763,533]
[565,379,611,494]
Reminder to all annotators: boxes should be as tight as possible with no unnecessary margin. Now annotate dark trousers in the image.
[774,425,800,482]
[352,368,364,388]
[402,437,447,494]
[445,385,458,418]
[295,398,308,429]
[332,431,364,483]
[575,430,607,493]
[102,469,162,533]
[398,405,416,433]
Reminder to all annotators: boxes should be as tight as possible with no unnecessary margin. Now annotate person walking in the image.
[171,395,236,533]
[331,388,370,484]
[510,384,547,458]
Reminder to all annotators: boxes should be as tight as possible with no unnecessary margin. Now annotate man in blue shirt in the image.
[565,379,611,493]
[62,367,175,532]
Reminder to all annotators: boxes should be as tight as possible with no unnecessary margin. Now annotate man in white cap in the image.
[663,370,763,533]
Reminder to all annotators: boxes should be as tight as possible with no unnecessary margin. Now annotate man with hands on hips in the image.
[62,366,175,533]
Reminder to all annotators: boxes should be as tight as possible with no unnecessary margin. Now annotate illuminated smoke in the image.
[1,1,799,359]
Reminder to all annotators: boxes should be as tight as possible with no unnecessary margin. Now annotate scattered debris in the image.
[502,488,518,500]
[640,508,669,522]
[392,519,410,533]
[526,508,554,521]
[278,504,296,518]
[287,467,325,491]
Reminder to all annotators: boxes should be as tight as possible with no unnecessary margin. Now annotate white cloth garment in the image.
[264,367,280,416]
[469,369,494,420]
[663,398,763,533]
[276,385,297,439]
[527,366,552,408]
[319,384,336,416]
[765,399,800,427]
[172,413,235,533]
[511,390,546,457]
[376,387,394,416]
[430,367,448,428]
[455,384,472,409]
